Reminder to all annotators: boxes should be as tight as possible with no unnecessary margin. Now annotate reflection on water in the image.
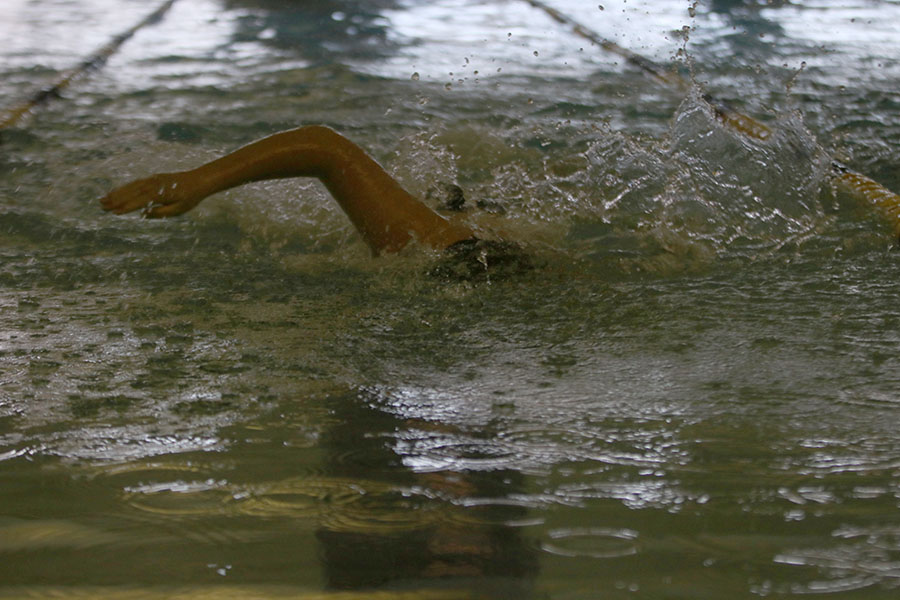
[3,0,900,597]
[222,0,400,63]
[314,392,537,595]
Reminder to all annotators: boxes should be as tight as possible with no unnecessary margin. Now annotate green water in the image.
[2,0,900,597]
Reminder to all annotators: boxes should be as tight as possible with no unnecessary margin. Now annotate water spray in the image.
[520,0,900,238]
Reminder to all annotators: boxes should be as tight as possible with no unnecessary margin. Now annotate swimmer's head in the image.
[428,238,533,282]
[427,183,467,212]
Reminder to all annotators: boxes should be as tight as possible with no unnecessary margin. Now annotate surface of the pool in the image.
[2,0,900,597]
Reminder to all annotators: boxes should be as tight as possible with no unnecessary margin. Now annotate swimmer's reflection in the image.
[222,0,400,62]
[707,0,786,47]
[314,389,538,596]
[710,0,788,11]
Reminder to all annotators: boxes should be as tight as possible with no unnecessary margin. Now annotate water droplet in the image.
[598,4,604,10]
[445,83,452,91]
[533,50,539,57]
[410,72,419,81]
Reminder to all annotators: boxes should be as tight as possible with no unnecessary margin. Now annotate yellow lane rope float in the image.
[521,0,900,239]
[0,0,177,132]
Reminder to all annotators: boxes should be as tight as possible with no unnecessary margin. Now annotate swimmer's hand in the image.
[99,172,203,218]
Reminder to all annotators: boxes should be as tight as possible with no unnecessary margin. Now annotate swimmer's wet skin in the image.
[100,126,476,255]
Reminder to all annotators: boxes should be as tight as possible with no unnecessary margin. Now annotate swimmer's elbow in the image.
[284,125,349,148]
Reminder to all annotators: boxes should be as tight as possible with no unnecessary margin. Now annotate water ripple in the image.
[541,527,639,559]
[773,525,900,593]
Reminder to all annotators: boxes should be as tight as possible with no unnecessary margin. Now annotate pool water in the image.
[2,0,900,597]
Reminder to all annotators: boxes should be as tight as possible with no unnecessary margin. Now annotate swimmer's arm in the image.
[100,125,474,254]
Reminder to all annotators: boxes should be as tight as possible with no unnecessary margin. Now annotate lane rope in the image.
[520,0,900,238]
[0,0,177,133]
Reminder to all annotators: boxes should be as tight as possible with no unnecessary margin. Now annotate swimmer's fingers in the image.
[140,199,197,219]
[100,172,202,218]
[100,174,173,215]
